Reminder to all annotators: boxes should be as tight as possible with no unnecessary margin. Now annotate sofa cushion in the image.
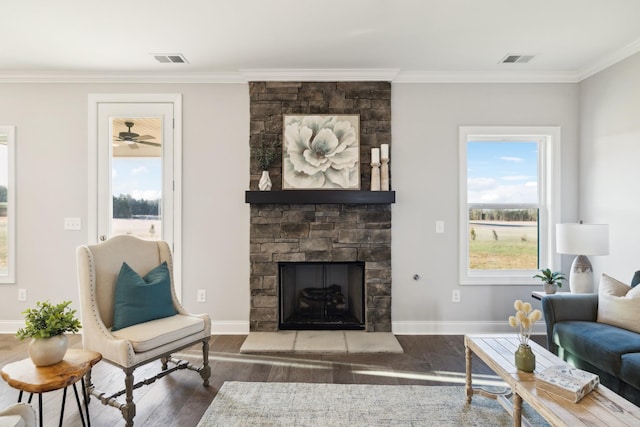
[111,314,205,352]
[597,274,640,333]
[621,353,640,391]
[112,261,177,331]
[554,321,640,377]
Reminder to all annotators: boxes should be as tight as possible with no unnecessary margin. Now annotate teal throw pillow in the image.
[112,261,177,331]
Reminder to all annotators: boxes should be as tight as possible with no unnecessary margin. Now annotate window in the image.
[0,126,15,283]
[459,126,560,285]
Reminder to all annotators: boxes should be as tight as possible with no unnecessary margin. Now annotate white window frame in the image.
[0,126,15,283]
[459,126,561,285]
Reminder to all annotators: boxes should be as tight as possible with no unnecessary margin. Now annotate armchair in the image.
[0,403,36,427]
[76,235,211,427]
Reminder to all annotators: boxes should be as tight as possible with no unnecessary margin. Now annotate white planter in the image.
[258,170,272,191]
[28,334,68,366]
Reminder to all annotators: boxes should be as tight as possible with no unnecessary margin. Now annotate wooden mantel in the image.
[245,190,396,204]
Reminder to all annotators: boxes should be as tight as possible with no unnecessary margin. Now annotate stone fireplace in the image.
[247,81,393,332]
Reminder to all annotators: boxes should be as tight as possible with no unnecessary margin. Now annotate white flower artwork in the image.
[283,115,360,189]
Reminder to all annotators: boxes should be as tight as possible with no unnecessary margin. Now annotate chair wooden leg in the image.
[160,356,169,370]
[122,369,136,427]
[200,339,211,387]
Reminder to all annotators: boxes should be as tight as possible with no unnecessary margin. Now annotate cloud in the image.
[501,175,533,181]
[468,179,538,204]
[500,156,524,163]
[130,190,161,200]
[132,166,149,175]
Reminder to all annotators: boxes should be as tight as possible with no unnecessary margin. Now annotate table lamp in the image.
[556,222,609,293]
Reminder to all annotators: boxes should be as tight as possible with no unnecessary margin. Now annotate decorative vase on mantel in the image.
[29,334,68,367]
[258,170,272,191]
[514,343,536,373]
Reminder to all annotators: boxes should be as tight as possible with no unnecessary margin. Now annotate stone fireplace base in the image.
[239,331,403,353]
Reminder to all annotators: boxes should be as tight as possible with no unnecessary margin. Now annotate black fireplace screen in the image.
[279,262,365,330]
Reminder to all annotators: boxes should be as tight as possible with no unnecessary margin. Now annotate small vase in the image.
[514,343,535,372]
[258,170,272,191]
[29,334,68,367]
[543,283,557,294]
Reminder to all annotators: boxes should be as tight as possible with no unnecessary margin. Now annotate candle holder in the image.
[371,162,381,191]
[381,158,389,191]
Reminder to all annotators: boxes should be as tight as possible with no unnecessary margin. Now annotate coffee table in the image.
[464,334,640,426]
[1,349,102,427]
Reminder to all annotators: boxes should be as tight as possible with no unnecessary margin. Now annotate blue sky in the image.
[112,157,162,200]
[467,141,538,204]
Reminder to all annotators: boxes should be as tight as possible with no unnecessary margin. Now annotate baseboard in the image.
[0,320,249,336]
[211,321,250,335]
[0,320,544,336]
[392,320,546,335]
[0,320,24,334]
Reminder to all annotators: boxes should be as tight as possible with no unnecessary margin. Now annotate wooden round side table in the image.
[1,349,102,427]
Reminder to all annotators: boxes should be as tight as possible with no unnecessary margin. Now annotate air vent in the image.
[151,53,189,64]
[499,54,535,64]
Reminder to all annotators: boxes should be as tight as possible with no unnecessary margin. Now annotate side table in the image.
[1,349,102,427]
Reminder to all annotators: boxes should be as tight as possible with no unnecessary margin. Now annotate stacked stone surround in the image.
[249,82,392,332]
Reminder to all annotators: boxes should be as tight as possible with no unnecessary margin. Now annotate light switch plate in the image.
[436,220,445,233]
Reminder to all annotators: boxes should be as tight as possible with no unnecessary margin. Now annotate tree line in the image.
[113,195,159,218]
[469,209,537,222]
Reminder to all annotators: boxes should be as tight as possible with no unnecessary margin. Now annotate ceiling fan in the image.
[113,121,160,148]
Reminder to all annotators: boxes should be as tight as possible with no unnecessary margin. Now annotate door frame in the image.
[88,94,183,296]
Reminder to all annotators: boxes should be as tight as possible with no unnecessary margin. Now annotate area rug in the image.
[197,382,550,426]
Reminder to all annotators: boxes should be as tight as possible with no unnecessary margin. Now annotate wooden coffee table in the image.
[1,349,102,427]
[464,334,640,427]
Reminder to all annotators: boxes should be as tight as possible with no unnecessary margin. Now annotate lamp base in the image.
[569,255,594,293]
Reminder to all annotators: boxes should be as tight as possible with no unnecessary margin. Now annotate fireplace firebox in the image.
[279,262,365,330]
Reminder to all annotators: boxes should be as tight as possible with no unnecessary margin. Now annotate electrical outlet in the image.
[18,288,27,302]
[452,289,461,303]
[197,289,206,303]
[64,217,82,230]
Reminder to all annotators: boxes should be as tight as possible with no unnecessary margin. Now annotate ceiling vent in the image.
[499,54,535,64]
[151,54,189,64]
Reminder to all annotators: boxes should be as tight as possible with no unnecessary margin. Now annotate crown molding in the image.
[239,68,400,81]
[394,70,581,83]
[0,71,245,84]
[578,37,640,81]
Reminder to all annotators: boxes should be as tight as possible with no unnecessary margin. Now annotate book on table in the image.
[535,364,600,403]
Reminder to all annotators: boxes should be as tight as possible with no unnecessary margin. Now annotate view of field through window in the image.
[111,118,162,241]
[467,141,539,270]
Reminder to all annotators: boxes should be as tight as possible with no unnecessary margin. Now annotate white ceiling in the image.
[2,0,640,83]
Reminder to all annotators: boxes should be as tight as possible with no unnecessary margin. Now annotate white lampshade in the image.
[556,223,609,256]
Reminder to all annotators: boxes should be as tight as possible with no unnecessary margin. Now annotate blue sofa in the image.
[542,278,640,406]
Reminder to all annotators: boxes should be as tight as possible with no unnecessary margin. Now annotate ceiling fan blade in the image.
[128,143,140,149]
[136,135,155,140]
[137,141,161,147]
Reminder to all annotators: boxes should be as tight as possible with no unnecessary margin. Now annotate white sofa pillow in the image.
[597,274,640,333]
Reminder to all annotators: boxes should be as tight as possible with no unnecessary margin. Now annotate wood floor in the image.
[0,334,547,426]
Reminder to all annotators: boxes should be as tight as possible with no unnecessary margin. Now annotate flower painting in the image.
[283,115,360,189]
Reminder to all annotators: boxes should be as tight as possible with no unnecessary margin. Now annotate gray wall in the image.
[0,79,582,333]
[579,52,640,282]
[391,83,579,333]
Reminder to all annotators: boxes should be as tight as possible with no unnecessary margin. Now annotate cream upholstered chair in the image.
[76,235,211,427]
[0,403,36,427]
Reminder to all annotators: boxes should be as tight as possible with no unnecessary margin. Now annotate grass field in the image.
[469,221,537,270]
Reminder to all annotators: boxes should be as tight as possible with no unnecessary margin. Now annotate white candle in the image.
[372,148,380,164]
[381,144,389,160]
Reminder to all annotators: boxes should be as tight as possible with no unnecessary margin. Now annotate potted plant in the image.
[252,141,280,191]
[533,268,566,294]
[16,300,81,366]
